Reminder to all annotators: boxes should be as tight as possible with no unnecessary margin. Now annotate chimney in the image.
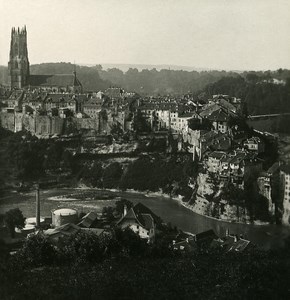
[123,205,127,217]
[36,185,40,227]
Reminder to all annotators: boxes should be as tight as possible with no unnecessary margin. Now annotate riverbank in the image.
[1,186,290,249]
[173,196,270,226]
[59,185,271,226]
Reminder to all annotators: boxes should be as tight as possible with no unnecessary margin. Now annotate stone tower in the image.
[8,26,30,88]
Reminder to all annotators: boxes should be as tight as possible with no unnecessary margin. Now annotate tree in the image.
[17,234,56,266]
[102,162,123,188]
[222,183,246,221]
[63,231,105,263]
[4,208,25,238]
[102,206,115,222]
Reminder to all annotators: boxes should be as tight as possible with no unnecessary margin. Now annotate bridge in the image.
[248,113,290,120]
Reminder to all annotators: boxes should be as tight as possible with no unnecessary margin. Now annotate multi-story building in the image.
[280,165,290,225]
[83,96,102,119]
[244,136,265,154]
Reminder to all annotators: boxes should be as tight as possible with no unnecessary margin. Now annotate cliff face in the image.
[81,142,138,154]
[187,173,252,223]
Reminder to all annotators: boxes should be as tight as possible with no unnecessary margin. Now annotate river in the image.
[1,188,289,249]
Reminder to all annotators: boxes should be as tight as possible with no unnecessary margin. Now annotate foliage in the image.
[102,162,123,188]
[222,183,245,206]
[16,234,56,267]
[119,154,196,197]
[81,162,104,187]
[7,131,45,180]
[61,231,105,263]
[203,74,290,115]
[102,206,115,222]
[0,127,13,140]
[2,241,290,300]
[4,208,25,238]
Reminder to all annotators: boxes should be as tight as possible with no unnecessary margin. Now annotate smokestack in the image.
[123,205,127,217]
[36,185,40,227]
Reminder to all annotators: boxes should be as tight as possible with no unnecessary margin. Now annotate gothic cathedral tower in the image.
[8,26,30,88]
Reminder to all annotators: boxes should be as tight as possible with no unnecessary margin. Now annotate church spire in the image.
[8,26,30,88]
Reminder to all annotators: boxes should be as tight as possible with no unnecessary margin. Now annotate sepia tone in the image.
[0,1,290,299]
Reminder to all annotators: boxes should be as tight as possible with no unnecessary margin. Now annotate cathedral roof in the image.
[28,74,82,87]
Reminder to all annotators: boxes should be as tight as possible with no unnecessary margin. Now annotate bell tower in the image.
[8,26,30,88]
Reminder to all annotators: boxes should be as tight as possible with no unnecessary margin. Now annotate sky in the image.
[0,0,290,71]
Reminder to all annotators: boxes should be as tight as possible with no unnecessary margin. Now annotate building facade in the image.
[8,27,30,88]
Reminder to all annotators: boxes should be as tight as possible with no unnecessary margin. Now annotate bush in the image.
[61,231,105,263]
[103,162,123,188]
[16,234,57,267]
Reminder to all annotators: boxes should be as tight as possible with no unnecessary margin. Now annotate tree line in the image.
[1,63,289,115]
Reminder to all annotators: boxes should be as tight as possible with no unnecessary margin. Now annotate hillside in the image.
[201,72,290,115]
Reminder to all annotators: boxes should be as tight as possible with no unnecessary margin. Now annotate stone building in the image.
[8,27,30,88]
[280,165,290,225]
[8,26,83,92]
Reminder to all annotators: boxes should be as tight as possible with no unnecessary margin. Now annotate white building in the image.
[280,165,290,225]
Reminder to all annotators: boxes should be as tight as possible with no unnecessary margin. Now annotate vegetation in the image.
[1,228,290,299]
[2,63,289,116]
[4,208,25,238]
[203,73,290,115]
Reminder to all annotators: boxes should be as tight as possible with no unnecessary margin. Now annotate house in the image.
[211,233,251,252]
[43,93,77,113]
[117,203,161,242]
[1,90,24,110]
[243,136,265,153]
[207,108,230,133]
[172,229,218,252]
[21,91,47,111]
[43,223,80,244]
[83,96,102,119]
[104,87,124,99]
[206,151,226,173]
[172,112,200,132]
[280,165,290,225]
[78,211,98,228]
[195,229,219,248]
[172,236,195,252]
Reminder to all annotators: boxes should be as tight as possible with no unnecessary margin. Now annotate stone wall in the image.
[0,110,123,136]
[73,117,99,131]
[0,112,65,135]
[22,114,36,133]
[0,112,15,131]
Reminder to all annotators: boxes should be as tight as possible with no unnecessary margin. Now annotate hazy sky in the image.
[1,0,290,71]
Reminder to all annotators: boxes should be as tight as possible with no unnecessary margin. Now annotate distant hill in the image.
[0,62,239,94]
[82,63,213,72]
[0,63,110,91]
